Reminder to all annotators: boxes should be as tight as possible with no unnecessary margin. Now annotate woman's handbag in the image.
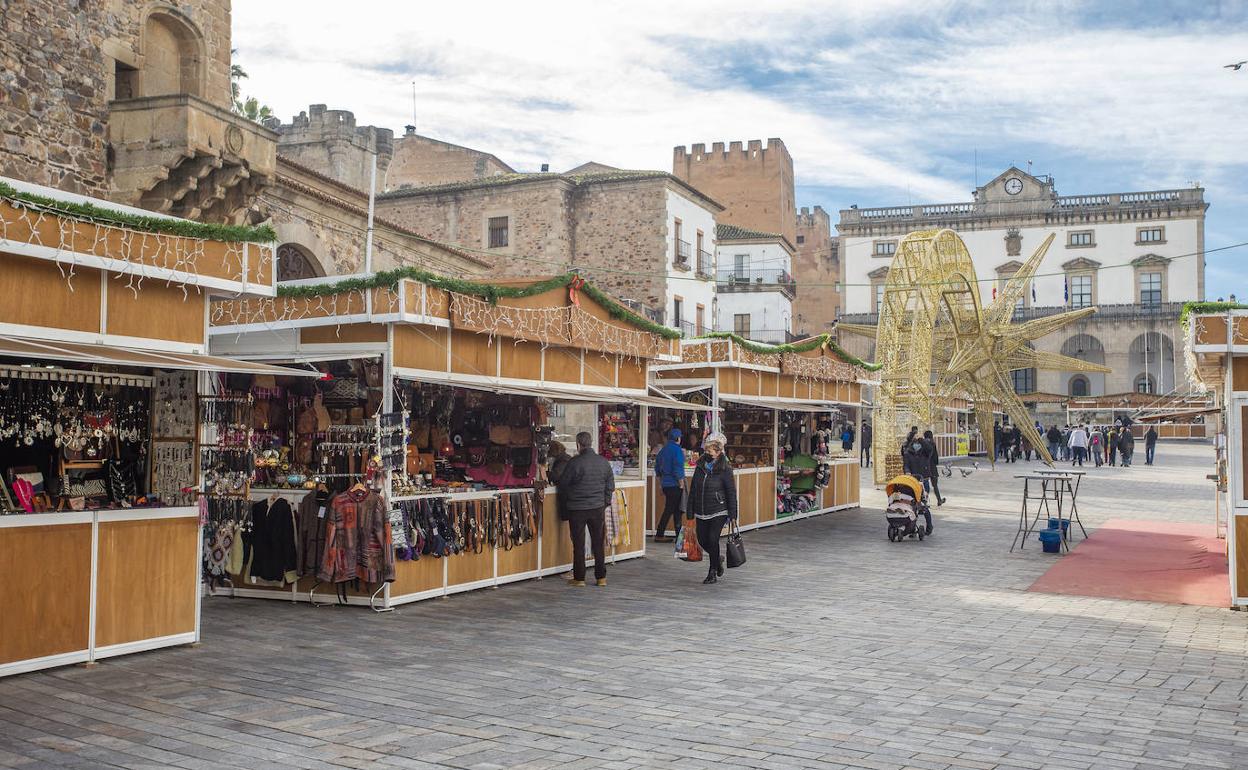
[725,520,747,568]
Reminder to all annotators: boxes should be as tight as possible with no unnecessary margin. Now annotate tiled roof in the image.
[377,169,724,210]
[715,223,784,241]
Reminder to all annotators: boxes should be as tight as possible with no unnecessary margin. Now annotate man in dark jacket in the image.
[558,432,615,586]
[860,421,873,467]
[922,429,945,506]
[1145,426,1159,465]
[1046,425,1062,461]
[1118,429,1136,468]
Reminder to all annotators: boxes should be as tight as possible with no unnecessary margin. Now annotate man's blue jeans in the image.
[1146,445,1156,465]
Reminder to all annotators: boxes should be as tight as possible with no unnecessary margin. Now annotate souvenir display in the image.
[722,406,774,467]
[598,407,638,475]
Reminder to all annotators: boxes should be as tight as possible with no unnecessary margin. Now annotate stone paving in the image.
[2,443,1246,770]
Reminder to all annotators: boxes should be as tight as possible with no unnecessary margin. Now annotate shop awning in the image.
[719,394,846,413]
[0,335,321,376]
[392,370,719,410]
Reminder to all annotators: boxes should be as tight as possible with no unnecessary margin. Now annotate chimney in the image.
[404,125,416,136]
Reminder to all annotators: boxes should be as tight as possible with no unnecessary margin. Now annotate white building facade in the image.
[838,168,1207,401]
[665,187,719,337]
[713,224,796,344]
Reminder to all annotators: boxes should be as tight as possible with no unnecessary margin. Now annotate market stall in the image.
[209,272,685,608]
[649,333,870,532]
[0,177,312,677]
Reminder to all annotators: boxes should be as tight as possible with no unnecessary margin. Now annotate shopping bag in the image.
[675,523,702,562]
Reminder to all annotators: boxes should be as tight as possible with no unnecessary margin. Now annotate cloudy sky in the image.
[233,0,1248,297]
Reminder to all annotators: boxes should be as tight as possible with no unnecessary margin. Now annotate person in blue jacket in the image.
[653,427,686,541]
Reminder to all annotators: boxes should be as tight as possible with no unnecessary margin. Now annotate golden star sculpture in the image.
[869,229,1110,484]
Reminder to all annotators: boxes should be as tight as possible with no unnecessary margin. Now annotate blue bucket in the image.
[1038,529,1063,554]
[1047,518,1071,535]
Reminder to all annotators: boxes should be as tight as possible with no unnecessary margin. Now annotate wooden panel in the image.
[740,370,760,396]
[1237,318,1248,345]
[584,352,615,389]
[0,523,92,665]
[497,540,539,577]
[836,464,850,507]
[737,471,757,527]
[450,329,498,377]
[848,463,860,506]
[646,476,660,530]
[760,372,778,398]
[623,485,646,550]
[500,340,544,381]
[543,346,582,385]
[619,357,646,390]
[393,325,449,372]
[542,494,575,568]
[1235,516,1248,600]
[391,556,444,595]
[717,368,737,395]
[301,323,387,345]
[1194,315,1227,345]
[446,548,493,586]
[107,280,206,345]
[424,287,450,319]
[1233,359,1248,392]
[0,254,101,333]
[95,517,198,648]
[756,471,776,523]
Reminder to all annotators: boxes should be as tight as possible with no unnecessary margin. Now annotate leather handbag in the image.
[725,520,747,568]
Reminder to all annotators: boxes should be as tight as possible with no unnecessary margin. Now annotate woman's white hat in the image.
[704,431,727,447]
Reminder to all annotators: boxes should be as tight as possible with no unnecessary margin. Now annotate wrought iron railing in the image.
[840,301,1184,326]
[696,249,713,278]
[716,268,797,297]
[674,239,692,267]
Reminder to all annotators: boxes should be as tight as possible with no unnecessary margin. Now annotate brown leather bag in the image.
[313,393,331,432]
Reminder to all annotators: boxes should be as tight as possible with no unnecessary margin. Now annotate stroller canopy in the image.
[885,474,924,500]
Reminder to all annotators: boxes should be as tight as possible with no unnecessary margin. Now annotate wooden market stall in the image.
[209,272,688,608]
[1186,309,1247,608]
[649,334,869,532]
[0,176,312,677]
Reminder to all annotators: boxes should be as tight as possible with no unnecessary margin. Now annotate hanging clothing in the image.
[249,497,298,584]
[318,488,394,584]
[296,489,329,576]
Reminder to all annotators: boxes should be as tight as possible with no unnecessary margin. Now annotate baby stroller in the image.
[885,474,932,542]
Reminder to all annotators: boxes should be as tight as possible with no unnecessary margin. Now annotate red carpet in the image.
[1027,519,1230,607]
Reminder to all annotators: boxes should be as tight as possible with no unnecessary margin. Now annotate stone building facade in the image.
[838,168,1208,410]
[793,205,841,337]
[672,139,796,247]
[0,0,275,223]
[375,170,722,333]
[269,105,394,193]
[714,224,796,344]
[386,129,514,191]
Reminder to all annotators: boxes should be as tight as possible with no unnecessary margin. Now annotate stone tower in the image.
[793,206,841,337]
[672,139,796,246]
[270,105,394,192]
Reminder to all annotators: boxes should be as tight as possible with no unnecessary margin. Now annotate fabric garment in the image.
[296,490,329,576]
[696,513,728,571]
[249,497,297,584]
[547,452,571,520]
[655,439,686,488]
[689,457,738,520]
[860,443,871,467]
[1146,445,1156,465]
[318,488,394,584]
[902,439,927,478]
[559,449,615,511]
[1071,446,1085,466]
[567,506,606,581]
[656,486,683,539]
[1067,428,1089,449]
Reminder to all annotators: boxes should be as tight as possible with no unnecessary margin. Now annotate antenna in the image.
[1026,160,1033,175]
[411,81,417,133]
[974,149,978,187]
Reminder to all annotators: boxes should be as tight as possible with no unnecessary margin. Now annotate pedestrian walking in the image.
[558,432,615,587]
[1089,429,1103,467]
[653,428,686,541]
[860,421,873,467]
[1021,434,1034,462]
[993,421,1005,461]
[1145,426,1158,465]
[1119,428,1136,468]
[1067,424,1089,467]
[688,432,737,585]
[1108,426,1118,466]
[1046,425,1062,461]
[841,423,855,451]
[922,429,946,506]
[1010,425,1022,463]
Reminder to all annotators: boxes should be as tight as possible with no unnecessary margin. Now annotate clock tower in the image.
[974,166,1055,204]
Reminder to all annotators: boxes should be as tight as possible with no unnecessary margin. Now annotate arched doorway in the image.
[1128,332,1175,394]
[1069,375,1090,397]
[276,243,325,282]
[142,11,205,97]
[1060,333,1106,396]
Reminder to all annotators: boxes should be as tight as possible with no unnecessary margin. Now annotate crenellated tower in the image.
[269,104,394,192]
[672,139,796,245]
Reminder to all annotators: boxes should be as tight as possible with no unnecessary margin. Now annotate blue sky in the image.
[233,0,1248,297]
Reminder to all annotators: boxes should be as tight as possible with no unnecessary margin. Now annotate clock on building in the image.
[1004,177,1024,196]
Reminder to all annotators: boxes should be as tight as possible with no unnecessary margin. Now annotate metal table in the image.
[1011,471,1085,552]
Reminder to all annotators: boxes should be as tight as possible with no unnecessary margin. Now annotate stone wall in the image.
[793,206,840,337]
[271,105,393,193]
[387,130,514,190]
[672,138,796,246]
[0,0,232,196]
[570,180,668,311]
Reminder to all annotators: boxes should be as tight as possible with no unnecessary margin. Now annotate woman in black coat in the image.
[688,431,738,584]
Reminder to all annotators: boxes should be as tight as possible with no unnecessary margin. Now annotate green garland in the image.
[700,331,882,371]
[0,181,276,243]
[275,268,682,340]
[1179,300,1248,332]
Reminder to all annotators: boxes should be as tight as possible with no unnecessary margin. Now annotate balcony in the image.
[696,249,713,279]
[109,94,278,223]
[732,328,797,345]
[673,239,692,270]
[676,320,698,338]
[716,267,797,299]
[840,301,1186,327]
[619,298,665,325]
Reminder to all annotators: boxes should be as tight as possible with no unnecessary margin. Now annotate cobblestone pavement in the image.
[2,443,1246,770]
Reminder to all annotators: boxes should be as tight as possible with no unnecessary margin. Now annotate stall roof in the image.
[393,370,718,411]
[0,335,319,376]
[719,394,847,413]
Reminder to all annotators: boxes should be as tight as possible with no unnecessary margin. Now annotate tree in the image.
[229,48,273,123]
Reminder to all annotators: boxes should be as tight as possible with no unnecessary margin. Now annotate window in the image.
[1069,274,1093,309]
[673,219,683,260]
[1067,230,1094,247]
[874,282,886,312]
[487,216,509,248]
[1139,272,1162,306]
[696,304,705,335]
[1069,376,1090,397]
[873,240,897,257]
[734,313,751,336]
[672,297,683,329]
[796,235,805,244]
[1135,373,1155,394]
[1137,226,1165,244]
[1011,368,1035,394]
[113,59,138,100]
